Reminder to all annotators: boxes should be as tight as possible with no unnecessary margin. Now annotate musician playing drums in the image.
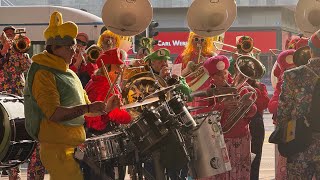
[201,55,257,180]
[0,26,45,179]
[84,48,132,180]
[85,48,132,133]
[24,11,121,180]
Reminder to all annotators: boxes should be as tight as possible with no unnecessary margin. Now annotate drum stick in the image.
[104,72,122,103]
[101,61,116,103]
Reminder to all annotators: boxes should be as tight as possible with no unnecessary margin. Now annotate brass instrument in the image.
[101,0,153,36]
[269,49,282,56]
[213,41,261,55]
[186,0,237,37]
[293,46,311,67]
[86,45,102,63]
[222,55,265,133]
[295,0,320,37]
[13,34,31,53]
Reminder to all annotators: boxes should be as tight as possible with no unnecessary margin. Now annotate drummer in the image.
[84,48,132,179]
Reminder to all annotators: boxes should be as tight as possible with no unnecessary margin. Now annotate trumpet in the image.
[86,45,102,63]
[13,34,31,53]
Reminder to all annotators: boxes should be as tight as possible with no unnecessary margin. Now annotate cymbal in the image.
[142,84,178,100]
[196,94,237,102]
[121,97,160,109]
[187,106,209,112]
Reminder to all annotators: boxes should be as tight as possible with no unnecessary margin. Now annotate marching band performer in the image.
[69,32,98,87]
[24,11,121,180]
[84,48,132,180]
[97,30,120,52]
[201,55,257,180]
[0,26,46,180]
[268,49,296,180]
[84,48,132,133]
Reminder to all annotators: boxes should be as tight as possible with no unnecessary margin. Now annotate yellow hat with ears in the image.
[44,11,78,46]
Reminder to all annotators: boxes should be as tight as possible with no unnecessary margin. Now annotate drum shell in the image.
[190,113,231,178]
[83,132,130,162]
[125,108,169,154]
[0,93,36,169]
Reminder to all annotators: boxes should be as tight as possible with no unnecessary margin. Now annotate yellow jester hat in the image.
[44,11,78,46]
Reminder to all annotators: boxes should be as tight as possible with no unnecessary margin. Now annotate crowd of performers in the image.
[1,10,320,180]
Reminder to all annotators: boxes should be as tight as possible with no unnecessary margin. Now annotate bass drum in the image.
[122,72,169,119]
[0,93,36,169]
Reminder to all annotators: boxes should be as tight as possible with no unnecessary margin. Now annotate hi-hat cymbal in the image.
[196,94,237,102]
[121,97,160,109]
[142,84,179,100]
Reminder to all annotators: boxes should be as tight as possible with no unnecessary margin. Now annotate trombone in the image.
[213,41,261,55]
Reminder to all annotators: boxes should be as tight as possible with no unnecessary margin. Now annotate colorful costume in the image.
[0,27,46,179]
[24,12,89,180]
[85,48,131,132]
[201,56,257,180]
[277,31,320,178]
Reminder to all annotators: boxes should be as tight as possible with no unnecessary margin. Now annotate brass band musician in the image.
[0,26,45,180]
[201,55,257,179]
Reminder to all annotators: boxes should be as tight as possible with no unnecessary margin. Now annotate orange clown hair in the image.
[97,30,120,48]
[181,31,215,65]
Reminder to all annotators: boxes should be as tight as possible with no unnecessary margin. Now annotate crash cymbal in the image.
[142,84,179,100]
[121,97,160,109]
[196,94,238,102]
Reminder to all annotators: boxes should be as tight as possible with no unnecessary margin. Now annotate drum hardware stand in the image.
[131,149,156,180]
[74,148,114,180]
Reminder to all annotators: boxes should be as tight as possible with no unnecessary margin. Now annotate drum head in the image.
[0,97,14,161]
[122,72,169,118]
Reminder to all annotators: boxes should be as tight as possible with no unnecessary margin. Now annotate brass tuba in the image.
[86,45,102,63]
[222,55,265,133]
[101,0,153,36]
[295,0,320,37]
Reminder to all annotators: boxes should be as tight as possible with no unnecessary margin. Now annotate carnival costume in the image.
[24,12,89,180]
[85,48,131,132]
[201,55,257,180]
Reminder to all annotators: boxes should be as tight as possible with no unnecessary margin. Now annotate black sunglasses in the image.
[194,37,205,43]
[76,39,88,46]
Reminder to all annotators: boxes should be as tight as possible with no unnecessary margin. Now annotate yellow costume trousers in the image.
[38,120,85,180]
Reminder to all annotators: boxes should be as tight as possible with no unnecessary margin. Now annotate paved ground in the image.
[1,112,276,180]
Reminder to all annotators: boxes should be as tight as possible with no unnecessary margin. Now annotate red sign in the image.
[151,31,277,54]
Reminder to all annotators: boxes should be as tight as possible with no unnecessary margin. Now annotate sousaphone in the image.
[295,0,320,37]
[101,0,153,36]
[187,0,237,37]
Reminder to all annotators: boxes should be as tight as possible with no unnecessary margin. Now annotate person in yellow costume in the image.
[24,11,121,180]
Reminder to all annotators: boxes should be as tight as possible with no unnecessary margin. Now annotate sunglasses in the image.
[194,37,205,43]
[76,39,88,46]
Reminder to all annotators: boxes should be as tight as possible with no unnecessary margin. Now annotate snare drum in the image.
[0,93,36,169]
[189,112,231,179]
[83,132,130,162]
[125,107,169,154]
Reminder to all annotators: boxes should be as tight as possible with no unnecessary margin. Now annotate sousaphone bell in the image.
[187,0,237,37]
[295,0,320,37]
[101,0,153,36]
